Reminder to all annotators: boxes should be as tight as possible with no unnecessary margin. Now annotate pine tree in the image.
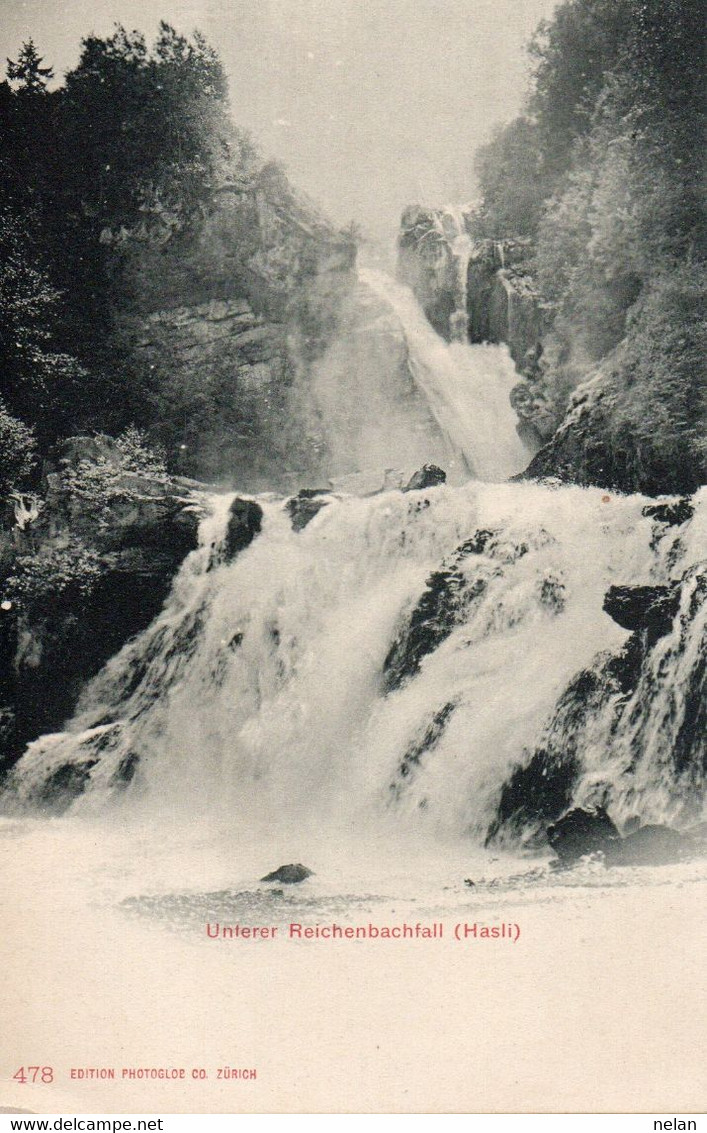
[6,40,53,93]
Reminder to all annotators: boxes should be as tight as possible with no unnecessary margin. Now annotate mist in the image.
[0,0,559,243]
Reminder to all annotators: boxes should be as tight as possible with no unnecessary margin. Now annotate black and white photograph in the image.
[0,0,704,1117]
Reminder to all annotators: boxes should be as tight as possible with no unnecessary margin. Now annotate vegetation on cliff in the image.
[473,0,706,494]
[0,24,353,493]
[0,24,356,768]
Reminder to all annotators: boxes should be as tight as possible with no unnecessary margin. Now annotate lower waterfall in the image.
[5,480,705,846]
[1,262,704,1117]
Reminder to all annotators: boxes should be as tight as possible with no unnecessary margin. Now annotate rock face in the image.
[397,205,460,340]
[489,547,706,846]
[0,437,202,773]
[521,349,705,496]
[223,498,263,562]
[487,269,543,367]
[124,181,357,491]
[384,528,531,694]
[398,208,543,364]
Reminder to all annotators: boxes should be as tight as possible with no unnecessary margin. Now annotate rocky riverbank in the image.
[0,435,206,771]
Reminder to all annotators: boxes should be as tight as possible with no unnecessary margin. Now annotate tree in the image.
[528,0,632,176]
[0,208,86,444]
[474,118,549,238]
[6,40,53,93]
[0,401,36,496]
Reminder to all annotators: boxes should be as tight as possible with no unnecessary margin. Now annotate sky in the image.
[0,0,560,245]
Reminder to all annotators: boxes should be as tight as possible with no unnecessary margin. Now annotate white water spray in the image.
[442,205,473,342]
[6,482,704,845]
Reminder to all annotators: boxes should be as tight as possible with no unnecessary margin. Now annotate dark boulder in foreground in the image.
[223,497,263,562]
[286,489,332,532]
[547,807,621,864]
[605,824,694,866]
[260,863,313,884]
[403,464,447,492]
[547,809,697,867]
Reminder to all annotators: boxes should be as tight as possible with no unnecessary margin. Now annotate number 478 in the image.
[13,1066,54,1084]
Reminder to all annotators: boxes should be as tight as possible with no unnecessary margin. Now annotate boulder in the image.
[403,464,447,492]
[260,863,313,884]
[286,489,332,532]
[603,584,679,645]
[642,498,694,527]
[546,807,621,864]
[223,498,263,562]
[605,824,694,866]
[54,434,124,469]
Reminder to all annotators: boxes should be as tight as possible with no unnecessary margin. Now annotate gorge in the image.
[2,248,704,861]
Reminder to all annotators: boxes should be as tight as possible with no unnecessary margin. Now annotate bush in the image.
[114,426,167,477]
[59,428,168,524]
[4,544,107,615]
[0,402,36,495]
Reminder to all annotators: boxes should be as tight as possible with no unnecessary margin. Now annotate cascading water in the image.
[2,255,705,860]
[2,261,704,1116]
[5,481,705,846]
[360,268,531,482]
[442,205,473,342]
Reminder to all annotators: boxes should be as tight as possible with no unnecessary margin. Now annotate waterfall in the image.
[359,268,530,482]
[5,481,705,844]
[2,258,704,858]
[443,205,473,342]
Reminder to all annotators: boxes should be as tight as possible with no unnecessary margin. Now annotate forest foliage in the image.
[473,0,705,489]
[0,24,263,494]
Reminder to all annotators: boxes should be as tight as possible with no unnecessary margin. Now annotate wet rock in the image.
[487,748,581,847]
[260,863,313,884]
[403,464,447,492]
[538,572,566,614]
[641,498,694,527]
[603,584,679,645]
[606,824,694,866]
[114,752,139,786]
[223,498,263,562]
[454,529,496,557]
[487,665,614,846]
[286,489,332,532]
[546,807,621,864]
[36,759,98,814]
[384,567,487,692]
[390,701,456,799]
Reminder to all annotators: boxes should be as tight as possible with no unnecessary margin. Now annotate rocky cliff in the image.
[397,206,543,363]
[120,171,357,490]
[0,436,205,772]
[397,206,550,449]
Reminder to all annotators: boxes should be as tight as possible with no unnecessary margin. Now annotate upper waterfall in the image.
[359,268,532,482]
